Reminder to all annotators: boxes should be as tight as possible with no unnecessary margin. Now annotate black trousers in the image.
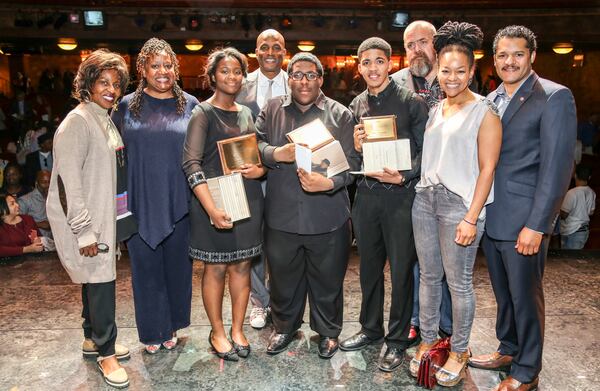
[481,233,547,384]
[352,189,416,349]
[81,280,117,357]
[265,222,350,337]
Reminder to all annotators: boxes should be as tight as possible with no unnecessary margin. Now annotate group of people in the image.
[40,19,575,391]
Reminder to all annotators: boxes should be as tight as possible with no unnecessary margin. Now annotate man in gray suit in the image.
[236,28,288,329]
[391,20,452,345]
[469,26,576,391]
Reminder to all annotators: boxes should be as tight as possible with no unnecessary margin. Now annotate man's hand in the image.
[273,143,296,163]
[353,123,366,152]
[515,227,543,255]
[366,168,404,185]
[297,169,334,192]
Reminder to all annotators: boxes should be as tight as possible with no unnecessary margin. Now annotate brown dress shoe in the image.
[493,375,539,391]
[469,351,513,370]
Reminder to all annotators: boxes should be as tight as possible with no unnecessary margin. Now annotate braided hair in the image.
[433,21,483,67]
[129,37,187,117]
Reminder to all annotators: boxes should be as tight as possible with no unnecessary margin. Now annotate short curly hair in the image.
[72,49,129,103]
[204,47,248,91]
[493,25,537,54]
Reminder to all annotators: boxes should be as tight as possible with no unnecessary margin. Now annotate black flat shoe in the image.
[267,332,296,355]
[208,330,238,361]
[229,328,251,359]
[339,332,384,351]
[318,336,339,359]
[378,346,406,372]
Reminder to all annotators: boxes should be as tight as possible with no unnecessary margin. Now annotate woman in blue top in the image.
[112,38,199,354]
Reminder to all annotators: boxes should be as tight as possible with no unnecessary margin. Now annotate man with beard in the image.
[391,20,453,345]
[339,37,428,372]
[469,25,576,391]
[236,29,289,330]
[257,53,355,358]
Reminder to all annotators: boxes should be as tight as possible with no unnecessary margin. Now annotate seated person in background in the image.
[24,132,53,186]
[0,162,31,198]
[18,170,52,239]
[560,164,596,249]
[0,192,43,257]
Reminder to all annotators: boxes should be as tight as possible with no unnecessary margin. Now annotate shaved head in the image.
[256,29,285,47]
[255,29,286,78]
[403,20,436,41]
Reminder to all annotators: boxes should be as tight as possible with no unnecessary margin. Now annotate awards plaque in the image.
[286,118,334,151]
[362,115,397,142]
[217,133,262,175]
[288,119,350,178]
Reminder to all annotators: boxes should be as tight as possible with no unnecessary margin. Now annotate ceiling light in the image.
[552,42,573,54]
[474,50,484,60]
[185,39,203,51]
[57,38,77,51]
[297,41,315,52]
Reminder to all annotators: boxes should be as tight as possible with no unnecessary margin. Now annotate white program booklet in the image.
[207,172,250,223]
[295,140,350,178]
[351,139,412,174]
[295,144,313,173]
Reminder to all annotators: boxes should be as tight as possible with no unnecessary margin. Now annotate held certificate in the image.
[217,134,262,175]
[351,139,412,174]
[286,118,334,151]
[207,172,250,223]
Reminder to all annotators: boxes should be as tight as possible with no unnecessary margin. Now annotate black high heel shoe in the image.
[208,330,238,361]
[229,328,251,359]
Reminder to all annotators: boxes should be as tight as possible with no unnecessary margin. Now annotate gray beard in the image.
[409,57,432,78]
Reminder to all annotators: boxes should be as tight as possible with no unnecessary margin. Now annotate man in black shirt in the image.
[339,37,428,372]
[256,52,356,359]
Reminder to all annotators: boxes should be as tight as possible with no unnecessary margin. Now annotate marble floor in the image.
[1,249,599,391]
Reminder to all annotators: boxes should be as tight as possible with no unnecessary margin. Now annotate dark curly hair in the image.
[433,21,483,67]
[129,37,187,117]
[72,49,129,103]
[0,192,12,223]
[357,37,392,60]
[204,47,248,90]
[493,25,537,54]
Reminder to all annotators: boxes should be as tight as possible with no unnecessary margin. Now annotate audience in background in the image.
[561,165,596,249]
[18,170,53,239]
[0,162,31,198]
[0,192,43,258]
[24,132,53,186]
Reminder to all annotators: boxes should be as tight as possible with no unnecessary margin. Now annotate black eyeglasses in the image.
[290,71,321,81]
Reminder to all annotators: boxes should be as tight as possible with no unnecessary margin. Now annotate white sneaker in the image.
[249,306,267,329]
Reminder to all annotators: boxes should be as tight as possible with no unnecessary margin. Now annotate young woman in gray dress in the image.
[183,48,265,361]
[409,22,502,386]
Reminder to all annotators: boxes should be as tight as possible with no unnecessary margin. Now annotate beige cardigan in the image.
[47,102,118,283]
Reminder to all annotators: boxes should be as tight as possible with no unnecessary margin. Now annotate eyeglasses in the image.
[290,71,321,81]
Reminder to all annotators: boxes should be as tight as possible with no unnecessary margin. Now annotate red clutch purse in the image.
[417,337,451,389]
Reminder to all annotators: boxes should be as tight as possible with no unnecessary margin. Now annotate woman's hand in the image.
[455,220,477,247]
[353,123,366,152]
[240,164,266,179]
[209,208,233,229]
[23,241,44,253]
[79,243,99,257]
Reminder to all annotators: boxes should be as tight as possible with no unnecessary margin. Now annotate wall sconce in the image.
[185,39,203,51]
[247,52,257,58]
[474,50,484,60]
[57,38,77,51]
[573,52,584,67]
[552,42,573,54]
[297,41,315,52]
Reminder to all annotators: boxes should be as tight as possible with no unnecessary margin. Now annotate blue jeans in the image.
[561,229,589,249]
[412,185,484,352]
[411,263,453,335]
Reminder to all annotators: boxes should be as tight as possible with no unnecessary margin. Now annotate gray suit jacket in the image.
[485,72,576,240]
[391,68,416,91]
[236,69,289,118]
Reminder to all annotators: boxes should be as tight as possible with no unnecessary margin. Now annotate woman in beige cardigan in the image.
[47,49,130,389]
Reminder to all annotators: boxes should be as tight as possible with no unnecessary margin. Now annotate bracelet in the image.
[463,217,477,226]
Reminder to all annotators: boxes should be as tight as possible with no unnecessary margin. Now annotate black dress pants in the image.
[481,233,548,384]
[265,221,350,337]
[352,188,416,349]
[81,280,117,357]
